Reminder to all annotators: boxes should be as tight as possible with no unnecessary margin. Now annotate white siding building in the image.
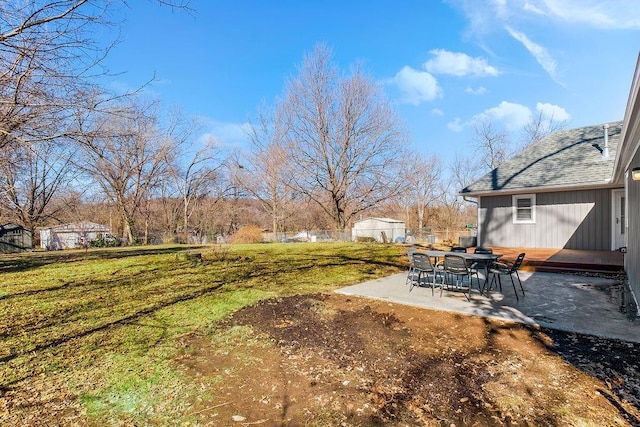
[40,222,112,250]
[352,218,406,243]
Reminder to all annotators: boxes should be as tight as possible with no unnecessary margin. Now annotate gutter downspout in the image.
[462,195,480,245]
[463,196,478,205]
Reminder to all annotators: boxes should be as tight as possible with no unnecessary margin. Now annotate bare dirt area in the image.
[178,293,640,426]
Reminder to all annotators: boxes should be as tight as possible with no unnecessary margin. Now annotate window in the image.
[513,194,535,224]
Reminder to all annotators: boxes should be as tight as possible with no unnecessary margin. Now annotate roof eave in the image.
[614,53,640,182]
[459,181,621,198]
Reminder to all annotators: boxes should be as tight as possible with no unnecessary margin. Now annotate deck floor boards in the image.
[486,247,624,273]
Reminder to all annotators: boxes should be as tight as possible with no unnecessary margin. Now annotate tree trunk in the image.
[123,213,135,245]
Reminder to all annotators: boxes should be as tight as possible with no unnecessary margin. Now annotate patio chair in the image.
[451,246,467,253]
[473,247,493,254]
[443,254,478,300]
[487,253,526,301]
[470,247,493,291]
[410,252,442,295]
[405,246,418,286]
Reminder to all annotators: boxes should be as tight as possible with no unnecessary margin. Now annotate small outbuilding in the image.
[40,221,112,250]
[0,223,33,253]
[352,217,406,243]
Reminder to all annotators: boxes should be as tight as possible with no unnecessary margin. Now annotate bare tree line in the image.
[0,4,566,246]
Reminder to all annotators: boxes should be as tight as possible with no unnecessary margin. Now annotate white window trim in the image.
[512,194,536,224]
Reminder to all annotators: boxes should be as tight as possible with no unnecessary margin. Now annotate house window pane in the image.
[513,194,535,224]
[516,198,532,220]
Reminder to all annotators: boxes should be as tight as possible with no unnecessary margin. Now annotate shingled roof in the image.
[460,121,623,196]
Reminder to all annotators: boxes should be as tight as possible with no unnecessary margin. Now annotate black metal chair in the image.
[443,254,477,300]
[451,246,467,253]
[410,252,442,295]
[470,247,493,290]
[405,247,418,286]
[488,253,526,301]
[473,247,493,254]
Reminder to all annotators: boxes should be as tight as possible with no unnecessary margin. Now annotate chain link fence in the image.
[261,228,477,247]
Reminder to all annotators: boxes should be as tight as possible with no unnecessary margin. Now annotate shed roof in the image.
[1,223,25,231]
[461,121,623,196]
[44,221,111,233]
[353,217,405,224]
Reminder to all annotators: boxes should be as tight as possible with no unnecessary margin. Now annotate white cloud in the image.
[523,2,545,15]
[445,101,567,134]
[540,0,640,29]
[490,0,509,19]
[472,101,533,131]
[447,117,465,132]
[506,26,559,83]
[465,86,487,95]
[536,102,571,122]
[451,0,640,31]
[198,119,251,147]
[431,108,445,116]
[424,49,500,77]
[390,66,442,105]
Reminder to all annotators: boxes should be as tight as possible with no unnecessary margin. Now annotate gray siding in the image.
[479,189,615,250]
[627,150,640,301]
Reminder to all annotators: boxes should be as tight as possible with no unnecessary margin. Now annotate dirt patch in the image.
[177,293,640,426]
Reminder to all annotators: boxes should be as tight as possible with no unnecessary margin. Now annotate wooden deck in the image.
[487,247,624,274]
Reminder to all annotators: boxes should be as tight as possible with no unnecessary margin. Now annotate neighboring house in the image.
[460,121,624,251]
[352,217,406,243]
[0,223,32,253]
[40,221,112,250]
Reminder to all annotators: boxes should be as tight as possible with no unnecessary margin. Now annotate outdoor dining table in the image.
[420,250,503,294]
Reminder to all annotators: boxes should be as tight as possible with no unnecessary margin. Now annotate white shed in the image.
[351,217,406,243]
[40,221,112,250]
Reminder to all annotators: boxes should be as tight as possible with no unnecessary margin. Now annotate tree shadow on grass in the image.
[0,246,199,274]
[0,279,227,390]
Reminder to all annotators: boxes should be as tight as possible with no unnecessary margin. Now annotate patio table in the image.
[419,250,503,295]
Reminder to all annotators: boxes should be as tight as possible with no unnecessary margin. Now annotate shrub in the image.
[90,234,120,248]
[230,225,264,244]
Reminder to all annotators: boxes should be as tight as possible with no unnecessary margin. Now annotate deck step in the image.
[519,261,623,276]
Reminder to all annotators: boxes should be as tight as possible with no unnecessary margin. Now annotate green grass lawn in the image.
[0,242,405,425]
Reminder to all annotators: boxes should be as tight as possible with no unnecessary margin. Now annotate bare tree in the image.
[451,152,484,194]
[221,152,250,235]
[0,138,77,235]
[521,109,567,148]
[405,153,444,232]
[472,119,510,170]
[74,98,171,244]
[0,1,192,232]
[245,107,300,238]
[0,2,191,154]
[0,2,96,139]
[280,44,408,230]
[165,121,222,243]
[0,0,193,146]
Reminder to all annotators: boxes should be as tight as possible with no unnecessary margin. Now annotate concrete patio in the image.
[336,270,640,343]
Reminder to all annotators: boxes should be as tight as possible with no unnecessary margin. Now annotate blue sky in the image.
[102,0,640,165]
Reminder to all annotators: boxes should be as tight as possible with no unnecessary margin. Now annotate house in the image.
[615,54,640,308]
[352,217,406,243]
[0,223,32,253]
[461,54,640,311]
[461,121,624,251]
[40,221,112,250]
